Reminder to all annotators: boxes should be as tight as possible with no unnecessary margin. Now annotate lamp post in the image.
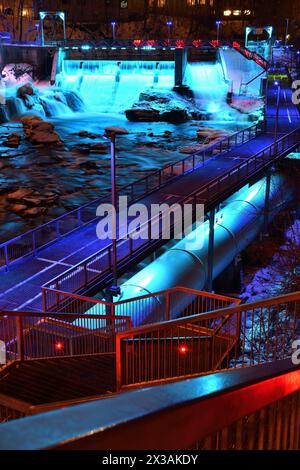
[216,20,221,44]
[274,80,281,146]
[284,18,289,46]
[166,21,173,41]
[111,21,117,41]
[104,126,129,297]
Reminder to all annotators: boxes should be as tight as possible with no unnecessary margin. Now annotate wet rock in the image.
[3,132,21,148]
[23,207,46,217]
[90,142,108,154]
[17,83,35,99]
[125,89,202,124]
[125,108,160,122]
[77,130,99,139]
[7,188,34,202]
[104,126,129,135]
[20,115,62,146]
[23,196,43,206]
[10,204,27,213]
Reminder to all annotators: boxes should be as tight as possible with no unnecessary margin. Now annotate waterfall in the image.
[1,85,85,121]
[185,62,228,114]
[57,60,175,113]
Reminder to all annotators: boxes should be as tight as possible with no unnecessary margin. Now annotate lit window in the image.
[157,0,166,6]
[244,10,252,15]
[187,0,206,5]
[233,10,241,16]
[223,10,231,16]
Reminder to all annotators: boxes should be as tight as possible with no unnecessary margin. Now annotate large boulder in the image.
[125,89,202,123]
[20,115,62,146]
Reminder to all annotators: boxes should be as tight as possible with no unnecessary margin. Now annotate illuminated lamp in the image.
[179,345,188,354]
[192,40,202,48]
[133,39,143,47]
[146,39,157,47]
[55,341,64,351]
[223,10,231,16]
[175,40,185,49]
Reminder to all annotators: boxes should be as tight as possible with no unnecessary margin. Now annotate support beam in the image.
[206,208,216,292]
[174,48,187,87]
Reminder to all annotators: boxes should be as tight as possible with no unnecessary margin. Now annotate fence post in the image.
[42,288,47,312]
[16,317,24,361]
[4,245,9,271]
[166,291,170,321]
[115,334,122,391]
[77,210,82,227]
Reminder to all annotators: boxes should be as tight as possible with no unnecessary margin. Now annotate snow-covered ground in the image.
[231,219,300,368]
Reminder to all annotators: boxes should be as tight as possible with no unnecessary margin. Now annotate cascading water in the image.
[56,60,175,113]
[1,84,85,122]
[185,62,228,114]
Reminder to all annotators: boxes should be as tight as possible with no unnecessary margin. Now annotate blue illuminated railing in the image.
[0,122,264,272]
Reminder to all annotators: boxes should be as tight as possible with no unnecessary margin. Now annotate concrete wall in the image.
[0,45,54,80]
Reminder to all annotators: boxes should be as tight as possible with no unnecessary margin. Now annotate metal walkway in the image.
[0,84,299,312]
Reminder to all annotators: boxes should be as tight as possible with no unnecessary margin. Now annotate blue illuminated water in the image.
[185,62,229,116]
[57,60,175,113]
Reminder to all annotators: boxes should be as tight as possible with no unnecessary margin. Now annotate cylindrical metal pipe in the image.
[116,174,293,323]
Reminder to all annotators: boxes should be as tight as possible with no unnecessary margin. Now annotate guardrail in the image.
[0,359,298,449]
[0,310,132,366]
[1,38,236,49]
[233,41,269,70]
[116,291,300,390]
[41,286,239,326]
[0,122,263,272]
[42,124,299,304]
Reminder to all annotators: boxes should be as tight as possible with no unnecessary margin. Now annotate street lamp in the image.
[284,18,289,46]
[104,126,129,297]
[274,80,281,145]
[166,21,173,41]
[111,21,117,41]
[216,20,221,44]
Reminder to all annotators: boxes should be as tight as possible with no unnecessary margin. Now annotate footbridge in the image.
[0,79,299,312]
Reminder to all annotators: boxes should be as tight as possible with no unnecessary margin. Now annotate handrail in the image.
[116,289,300,337]
[0,122,263,271]
[42,123,299,305]
[0,310,133,365]
[41,286,239,326]
[115,290,300,389]
[0,359,298,449]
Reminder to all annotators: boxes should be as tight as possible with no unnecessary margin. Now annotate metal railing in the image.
[233,41,269,70]
[0,310,132,365]
[42,286,239,326]
[116,291,300,390]
[0,122,263,272]
[0,359,298,449]
[42,123,299,304]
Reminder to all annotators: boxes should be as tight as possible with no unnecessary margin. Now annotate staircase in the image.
[0,354,116,422]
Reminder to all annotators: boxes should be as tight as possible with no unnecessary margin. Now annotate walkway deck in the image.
[0,84,299,312]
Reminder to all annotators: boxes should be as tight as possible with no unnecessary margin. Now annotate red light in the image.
[192,40,202,48]
[175,40,185,49]
[55,341,64,351]
[146,39,157,47]
[179,345,188,354]
[133,39,143,47]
